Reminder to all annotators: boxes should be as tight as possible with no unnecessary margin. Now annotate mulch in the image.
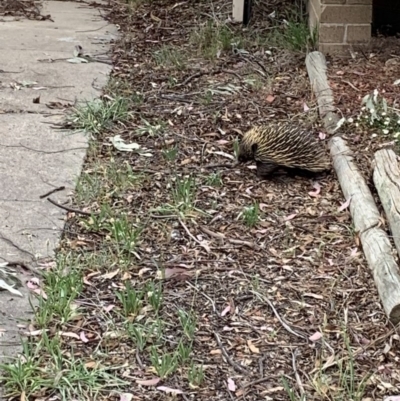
[35,0,400,400]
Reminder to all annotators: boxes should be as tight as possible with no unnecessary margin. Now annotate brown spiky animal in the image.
[237,123,331,177]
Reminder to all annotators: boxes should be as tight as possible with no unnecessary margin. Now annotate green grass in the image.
[153,45,187,70]
[239,202,260,227]
[67,97,130,135]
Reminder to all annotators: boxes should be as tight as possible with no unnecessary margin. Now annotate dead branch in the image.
[306,51,400,325]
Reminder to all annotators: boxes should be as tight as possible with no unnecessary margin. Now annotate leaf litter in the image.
[11,0,400,400]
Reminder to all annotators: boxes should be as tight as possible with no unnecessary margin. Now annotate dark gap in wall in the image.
[373,0,400,37]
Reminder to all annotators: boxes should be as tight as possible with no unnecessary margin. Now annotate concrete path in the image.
[0,1,117,362]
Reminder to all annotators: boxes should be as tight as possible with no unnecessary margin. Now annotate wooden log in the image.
[373,149,400,257]
[306,51,400,325]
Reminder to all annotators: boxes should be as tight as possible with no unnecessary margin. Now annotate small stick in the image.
[252,291,307,340]
[39,186,65,199]
[213,332,250,375]
[47,197,92,216]
[292,350,305,397]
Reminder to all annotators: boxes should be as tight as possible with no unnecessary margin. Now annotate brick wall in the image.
[309,0,372,54]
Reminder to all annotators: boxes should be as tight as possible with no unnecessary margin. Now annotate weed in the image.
[68,97,130,135]
[153,45,187,70]
[135,118,166,137]
[239,202,260,227]
[188,362,204,388]
[127,324,147,351]
[162,146,178,162]
[178,309,197,340]
[34,256,83,327]
[205,172,223,187]
[145,281,163,313]
[150,347,178,378]
[177,341,192,363]
[75,161,142,204]
[116,281,144,317]
[171,175,197,215]
[191,20,243,59]
[109,214,142,254]
[267,4,317,52]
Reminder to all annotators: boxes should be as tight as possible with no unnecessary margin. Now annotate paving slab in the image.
[0,0,117,375]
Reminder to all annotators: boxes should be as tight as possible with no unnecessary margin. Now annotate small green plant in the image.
[171,175,197,214]
[109,214,142,254]
[177,309,197,340]
[34,258,83,326]
[135,118,166,136]
[150,347,178,378]
[282,377,303,401]
[145,281,163,313]
[162,146,178,162]
[205,172,223,187]
[116,281,144,317]
[127,324,147,351]
[188,362,204,388]
[191,20,243,59]
[267,4,317,52]
[176,341,192,364]
[68,97,130,134]
[239,202,260,227]
[153,46,187,70]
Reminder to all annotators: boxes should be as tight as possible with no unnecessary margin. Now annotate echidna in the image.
[237,123,331,177]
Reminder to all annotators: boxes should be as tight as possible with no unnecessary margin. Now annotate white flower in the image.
[383,129,389,134]
[347,117,354,123]
[394,132,400,138]
[372,133,377,137]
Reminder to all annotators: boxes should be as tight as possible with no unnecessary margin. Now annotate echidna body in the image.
[237,123,330,177]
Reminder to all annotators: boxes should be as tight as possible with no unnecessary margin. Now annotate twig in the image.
[292,350,305,397]
[47,197,92,216]
[178,219,210,253]
[39,186,65,199]
[187,282,217,313]
[213,332,250,375]
[228,238,260,250]
[251,291,307,340]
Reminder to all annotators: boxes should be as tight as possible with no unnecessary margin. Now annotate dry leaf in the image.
[101,269,120,279]
[136,378,160,386]
[309,332,323,342]
[284,213,297,221]
[120,393,133,401]
[247,340,260,354]
[266,94,275,103]
[308,181,321,197]
[59,331,80,339]
[156,386,183,394]
[221,304,230,317]
[164,267,194,281]
[80,331,89,343]
[338,197,352,212]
